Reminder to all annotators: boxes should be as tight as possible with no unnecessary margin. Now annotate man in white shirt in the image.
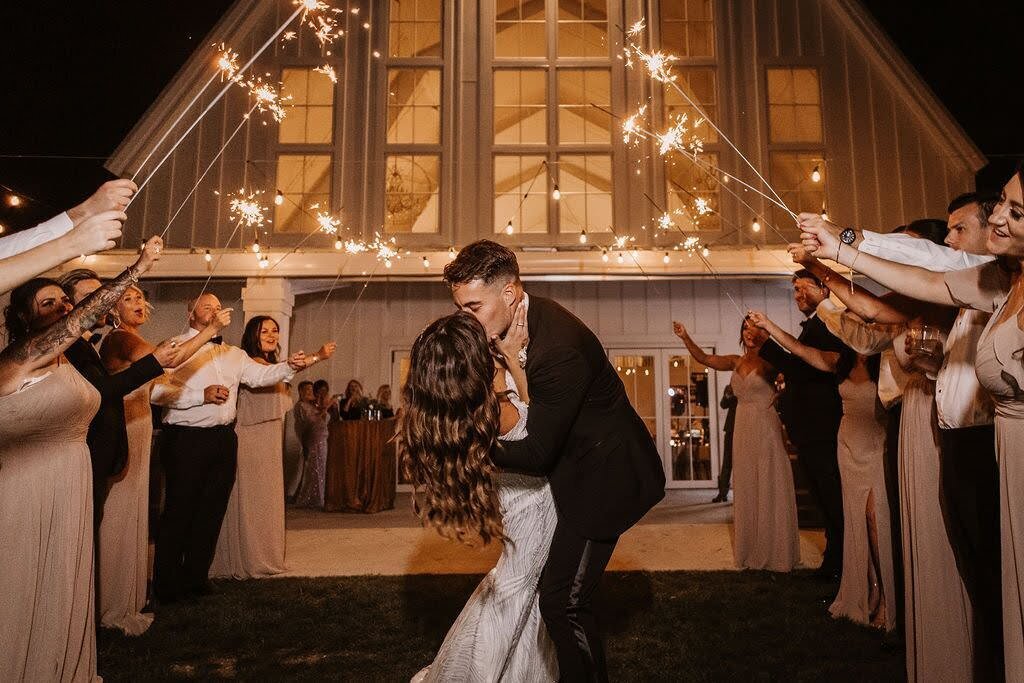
[150,293,305,602]
[815,192,1003,678]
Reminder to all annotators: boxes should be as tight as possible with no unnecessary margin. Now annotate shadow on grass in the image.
[97,571,903,681]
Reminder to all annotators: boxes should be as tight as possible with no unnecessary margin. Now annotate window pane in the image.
[494,155,548,234]
[494,69,547,144]
[385,154,440,233]
[387,68,441,144]
[389,0,442,57]
[557,0,608,58]
[767,68,822,143]
[279,68,335,144]
[664,67,717,144]
[660,0,715,57]
[274,154,332,233]
[769,152,826,237]
[557,154,612,233]
[667,353,713,482]
[496,0,547,58]
[558,69,611,144]
[666,151,720,232]
[614,355,658,439]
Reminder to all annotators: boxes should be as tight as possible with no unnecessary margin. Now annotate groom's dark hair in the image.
[442,240,520,287]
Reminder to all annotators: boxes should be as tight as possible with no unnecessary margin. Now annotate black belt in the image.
[161,421,236,433]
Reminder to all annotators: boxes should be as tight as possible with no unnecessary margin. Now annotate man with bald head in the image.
[150,293,306,602]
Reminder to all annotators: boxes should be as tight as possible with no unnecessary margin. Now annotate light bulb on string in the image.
[422,256,430,269]
[811,165,822,183]
[384,258,393,269]
[752,218,761,233]
[204,249,212,262]
[334,238,343,250]
[0,222,6,234]
[505,219,514,235]
[552,184,561,200]
[448,246,457,260]
[663,252,671,264]
[617,252,624,264]
[821,204,830,222]
[7,194,21,207]
[601,249,609,263]
[274,190,284,206]
[701,246,709,257]
[579,229,588,244]
[259,254,269,269]
[251,238,261,253]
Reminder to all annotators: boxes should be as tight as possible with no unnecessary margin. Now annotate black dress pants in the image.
[795,437,844,573]
[939,424,1003,680]
[154,423,237,600]
[883,402,904,633]
[539,520,617,683]
[716,429,734,499]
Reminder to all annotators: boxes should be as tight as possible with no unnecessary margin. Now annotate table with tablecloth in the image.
[324,418,398,513]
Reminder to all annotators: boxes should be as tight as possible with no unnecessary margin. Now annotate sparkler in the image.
[315,209,341,235]
[314,64,338,84]
[228,189,269,228]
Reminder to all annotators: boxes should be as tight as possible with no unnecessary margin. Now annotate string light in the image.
[422,256,430,269]
[552,184,561,200]
[579,229,588,244]
[7,194,21,207]
[275,190,284,205]
[663,252,671,264]
[617,252,624,264]
[752,218,761,233]
[384,257,392,269]
[251,238,261,253]
[204,249,212,262]
[448,246,457,260]
[601,249,609,263]
[821,205,830,222]
[701,246,710,257]
[259,254,270,268]
[811,165,822,183]
[334,238,343,250]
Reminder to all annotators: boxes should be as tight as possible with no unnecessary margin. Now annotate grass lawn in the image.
[97,570,903,681]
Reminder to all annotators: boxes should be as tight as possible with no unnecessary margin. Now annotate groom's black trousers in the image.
[540,520,617,683]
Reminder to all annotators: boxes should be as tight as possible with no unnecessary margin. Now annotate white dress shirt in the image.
[0,212,73,259]
[816,300,907,409]
[151,327,296,427]
[857,231,994,428]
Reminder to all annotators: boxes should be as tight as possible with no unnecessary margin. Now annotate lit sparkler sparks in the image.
[215,44,241,82]
[344,240,368,255]
[658,115,689,155]
[694,197,712,216]
[243,76,291,122]
[315,209,341,235]
[295,0,345,48]
[282,31,298,42]
[622,104,647,146]
[370,233,398,263]
[633,47,677,83]
[314,64,338,83]
[657,212,674,231]
[682,236,701,252]
[626,19,646,38]
[228,189,268,228]
[612,235,634,250]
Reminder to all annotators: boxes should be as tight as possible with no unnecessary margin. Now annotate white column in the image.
[241,277,295,355]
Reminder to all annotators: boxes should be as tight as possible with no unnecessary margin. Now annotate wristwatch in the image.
[839,227,857,245]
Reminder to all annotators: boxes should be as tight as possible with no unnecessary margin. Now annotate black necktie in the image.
[88,333,103,347]
[209,336,223,345]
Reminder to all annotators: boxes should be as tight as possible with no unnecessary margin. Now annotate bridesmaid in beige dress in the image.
[674,319,799,572]
[99,285,228,633]
[0,241,162,681]
[749,310,895,630]
[210,316,334,578]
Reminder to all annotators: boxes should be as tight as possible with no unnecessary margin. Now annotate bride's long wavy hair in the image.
[398,312,507,546]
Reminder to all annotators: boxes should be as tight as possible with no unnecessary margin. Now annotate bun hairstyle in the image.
[397,312,506,546]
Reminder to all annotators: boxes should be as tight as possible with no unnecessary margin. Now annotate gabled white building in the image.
[86,0,982,489]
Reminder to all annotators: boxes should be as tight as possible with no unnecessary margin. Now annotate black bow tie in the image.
[208,336,223,345]
[88,334,103,347]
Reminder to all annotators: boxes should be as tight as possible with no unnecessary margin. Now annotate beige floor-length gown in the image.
[945,262,1024,679]
[210,383,291,578]
[894,333,974,681]
[0,362,100,682]
[829,377,896,630]
[98,379,155,635]
[730,369,799,572]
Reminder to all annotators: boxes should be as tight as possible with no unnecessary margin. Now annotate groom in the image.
[444,240,665,682]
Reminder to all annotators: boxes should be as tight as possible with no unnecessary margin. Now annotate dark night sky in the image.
[0,0,1020,230]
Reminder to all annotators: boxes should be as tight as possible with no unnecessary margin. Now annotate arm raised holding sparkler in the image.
[0,235,163,396]
[746,310,840,373]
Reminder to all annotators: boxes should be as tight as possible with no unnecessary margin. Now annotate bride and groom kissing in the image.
[399,240,665,682]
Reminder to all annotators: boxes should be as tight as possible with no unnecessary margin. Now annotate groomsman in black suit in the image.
[759,269,847,579]
[445,241,665,682]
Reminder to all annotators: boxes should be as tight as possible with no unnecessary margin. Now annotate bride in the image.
[400,304,558,682]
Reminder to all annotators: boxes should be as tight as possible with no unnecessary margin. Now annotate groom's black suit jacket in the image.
[494,295,665,539]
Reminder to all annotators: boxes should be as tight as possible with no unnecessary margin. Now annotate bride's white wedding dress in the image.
[412,372,559,682]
